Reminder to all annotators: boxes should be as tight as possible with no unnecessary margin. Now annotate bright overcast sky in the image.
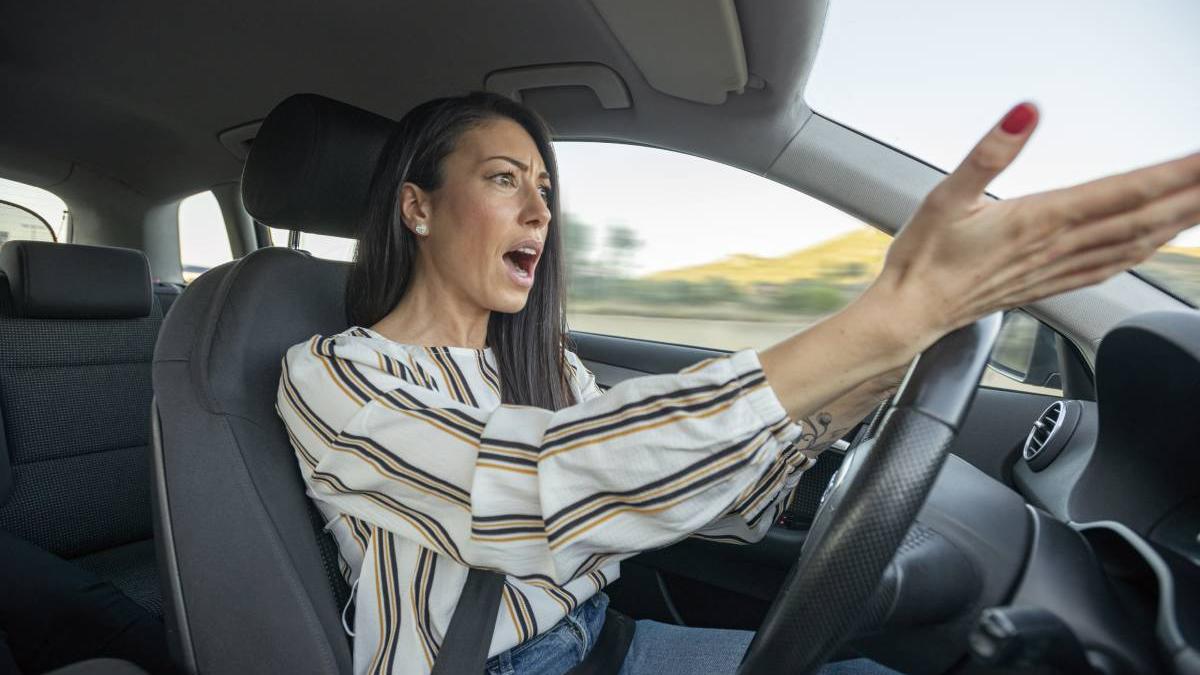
[808,0,1200,206]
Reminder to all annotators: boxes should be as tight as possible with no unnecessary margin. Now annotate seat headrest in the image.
[241,94,395,239]
[0,241,153,319]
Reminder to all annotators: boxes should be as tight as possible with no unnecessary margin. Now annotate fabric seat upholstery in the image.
[0,241,164,617]
[150,94,392,675]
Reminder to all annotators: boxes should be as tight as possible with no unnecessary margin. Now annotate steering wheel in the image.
[738,313,1003,675]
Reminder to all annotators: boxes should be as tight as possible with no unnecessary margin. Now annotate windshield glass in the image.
[806,0,1200,305]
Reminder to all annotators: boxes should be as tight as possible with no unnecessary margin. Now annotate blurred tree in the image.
[821,261,868,280]
[562,212,595,274]
[602,224,641,278]
[606,224,640,255]
[695,277,743,302]
[771,281,845,314]
[562,213,598,302]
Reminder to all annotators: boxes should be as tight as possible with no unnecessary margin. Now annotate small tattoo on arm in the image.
[797,412,848,453]
[807,413,832,442]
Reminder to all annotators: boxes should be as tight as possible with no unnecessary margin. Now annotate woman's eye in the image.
[492,172,517,187]
[538,185,552,202]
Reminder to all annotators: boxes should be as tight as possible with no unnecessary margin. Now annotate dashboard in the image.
[1009,310,1200,673]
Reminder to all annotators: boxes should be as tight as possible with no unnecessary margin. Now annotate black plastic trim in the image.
[1070,310,1200,534]
[1012,400,1099,520]
[1073,520,1195,659]
[150,398,197,674]
[0,387,11,505]
[1009,509,1164,674]
[569,330,726,374]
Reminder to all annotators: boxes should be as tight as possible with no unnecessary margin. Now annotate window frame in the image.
[0,199,57,243]
[555,139,892,353]
[177,190,234,283]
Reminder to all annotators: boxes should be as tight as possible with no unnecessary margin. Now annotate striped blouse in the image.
[277,326,816,675]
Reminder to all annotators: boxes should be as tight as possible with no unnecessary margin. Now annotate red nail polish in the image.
[1000,103,1035,134]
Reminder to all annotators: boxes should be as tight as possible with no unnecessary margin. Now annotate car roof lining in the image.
[0,0,826,202]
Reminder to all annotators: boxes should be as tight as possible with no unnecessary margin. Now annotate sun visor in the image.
[241,94,395,239]
[590,0,748,104]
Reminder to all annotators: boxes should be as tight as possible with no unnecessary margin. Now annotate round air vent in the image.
[1022,400,1081,471]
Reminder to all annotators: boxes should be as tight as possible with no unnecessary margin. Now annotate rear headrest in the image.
[242,93,395,239]
[0,241,153,319]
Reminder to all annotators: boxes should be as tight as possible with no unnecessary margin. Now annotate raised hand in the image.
[760,103,1197,425]
[882,102,1200,339]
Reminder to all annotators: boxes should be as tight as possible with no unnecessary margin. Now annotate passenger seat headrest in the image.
[242,93,395,239]
[0,241,153,319]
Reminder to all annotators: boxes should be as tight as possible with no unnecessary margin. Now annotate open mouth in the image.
[502,242,541,285]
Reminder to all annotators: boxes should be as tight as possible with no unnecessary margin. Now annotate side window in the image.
[178,191,233,282]
[982,310,1066,396]
[267,227,357,262]
[555,142,890,352]
[0,177,69,243]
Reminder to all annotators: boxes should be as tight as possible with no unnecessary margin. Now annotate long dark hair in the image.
[346,92,575,411]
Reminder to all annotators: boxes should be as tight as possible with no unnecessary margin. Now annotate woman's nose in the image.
[522,185,551,228]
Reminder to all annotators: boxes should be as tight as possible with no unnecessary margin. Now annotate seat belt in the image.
[564,609,635,675]
[432,570,636,675]
[430,568,505,675]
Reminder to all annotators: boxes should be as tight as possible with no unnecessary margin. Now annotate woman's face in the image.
[403,118,553,315]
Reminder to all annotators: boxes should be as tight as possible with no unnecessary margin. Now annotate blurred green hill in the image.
[568,227,1200,320]
[646,229,1200,304]
[647,228,891,287]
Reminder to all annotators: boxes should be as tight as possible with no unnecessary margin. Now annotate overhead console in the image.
[589,0,749,104]
[482,0,751,108]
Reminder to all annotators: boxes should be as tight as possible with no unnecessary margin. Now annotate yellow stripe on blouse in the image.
[276,325,814,675]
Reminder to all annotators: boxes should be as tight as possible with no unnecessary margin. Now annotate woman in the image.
[277,92,1199,675]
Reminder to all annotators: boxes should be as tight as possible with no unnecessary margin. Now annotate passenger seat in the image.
[0,241,164,617]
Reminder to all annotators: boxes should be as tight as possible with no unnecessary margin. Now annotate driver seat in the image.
[150,94,393,674]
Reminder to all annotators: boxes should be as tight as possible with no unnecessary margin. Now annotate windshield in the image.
[806,0,1200,305]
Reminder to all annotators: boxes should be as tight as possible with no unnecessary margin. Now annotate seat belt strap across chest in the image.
[430,568,506,675]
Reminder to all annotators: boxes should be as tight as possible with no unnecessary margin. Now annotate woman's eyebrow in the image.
[484,155,550,181]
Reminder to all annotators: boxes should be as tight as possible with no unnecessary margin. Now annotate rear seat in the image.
[152,281,182,316]
[0,240,164,617]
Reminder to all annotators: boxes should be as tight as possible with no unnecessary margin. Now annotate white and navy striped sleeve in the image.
[279,334,811,586]
[563,350,817,546]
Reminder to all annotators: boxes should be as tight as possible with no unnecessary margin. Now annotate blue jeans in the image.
[485,593,901,675]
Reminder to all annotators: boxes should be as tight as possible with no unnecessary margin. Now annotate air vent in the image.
[1022,400,1081,471]
[1023,402,1062,460]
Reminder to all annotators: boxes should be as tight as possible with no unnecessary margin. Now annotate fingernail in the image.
[1000,102,1036,134]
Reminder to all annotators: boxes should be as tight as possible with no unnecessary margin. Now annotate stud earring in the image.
[414,223,429,236]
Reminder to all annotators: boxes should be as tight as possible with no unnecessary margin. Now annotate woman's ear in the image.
[398,182,433,235]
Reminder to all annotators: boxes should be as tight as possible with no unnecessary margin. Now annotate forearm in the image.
[792,365,906,452]
[758,276,937,425]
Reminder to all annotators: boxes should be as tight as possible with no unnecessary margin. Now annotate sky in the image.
[553,142,869,273]
[806,0,1200,213]
[2,0,1197,273]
